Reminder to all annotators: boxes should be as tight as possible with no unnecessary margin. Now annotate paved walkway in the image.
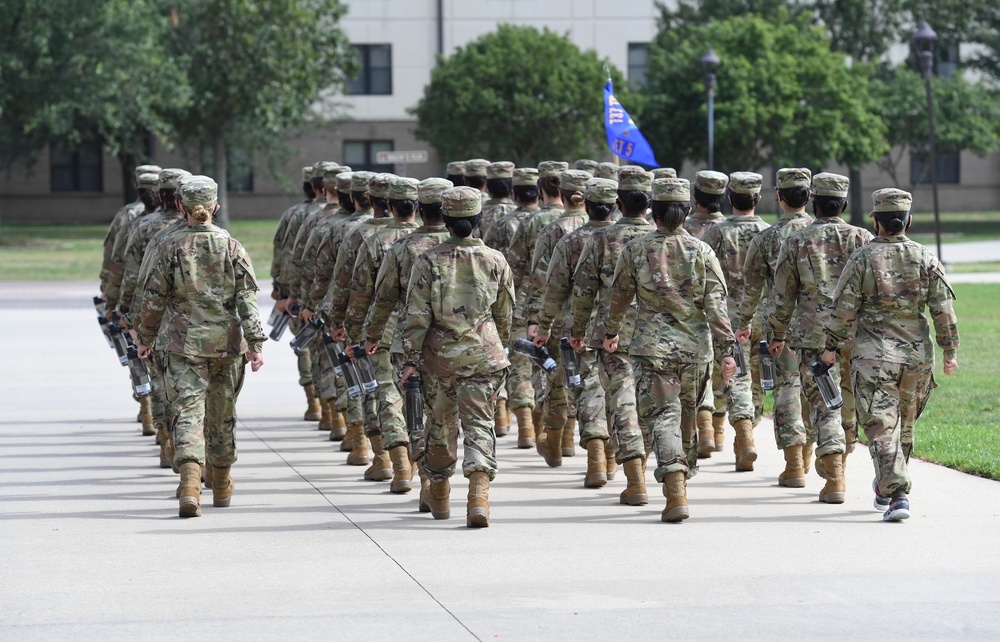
[927,239,1000,264]
[2,282,999,640]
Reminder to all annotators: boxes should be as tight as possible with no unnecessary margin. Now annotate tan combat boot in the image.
[712,414,726,452]
[696,410,714,458]
[606,442,618,482]
[204,462,214,490]
[537,426,563,468]
[212,466,234,507]
[139,397,155,436]
[329,408,347,441]
[661,471,689,522]
[532,407,544,440]
[584,439,608,488]
[802,442,814,474]
[562,417,577,457]
[818,453,846,504]
[388,445,413,494]
[415,459,431,513]
[494,399,509,437]
[619,458,649,505]
[318,399,333,431]
[733,419,758,472]
[428,477,450,520]
[178,462,202,518]
[339,419,355,451]
[778,445,806,487]
[346,424,369,465]
[364,434,392,481]
[303,384,322,421]
[466,472,490,528]
[514,406,535,449]
[165,432,177,474]
[156,425,171,469]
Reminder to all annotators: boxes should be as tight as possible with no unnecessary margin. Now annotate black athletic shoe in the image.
[873,479,891,511]
[883,495,910,522]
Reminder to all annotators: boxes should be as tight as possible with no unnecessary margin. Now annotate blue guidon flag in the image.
[604,80,658,168]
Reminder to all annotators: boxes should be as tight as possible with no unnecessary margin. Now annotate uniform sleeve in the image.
[100,211,123,294]
[270,205,294,292]
[703,249,736,362]
[570,238,600,339]
[118,231,146,316]
[508,226,531,288]
[234,243,267,353]
[737,234,766,330]
[604,248,636,337]
[823,250,865,352]
[493,258,516,345]
[284,220,312,300]
[926,256,959,360]
[137,248,171,348]
[767,241,799,342]
[364,247,401,344]
[525,233,553,325]
[309,227,338,311]
[105,223,139,309]
[326,238,359,330]
[344,242,376,342]
[535,240,572,336]
[402,256,433,364]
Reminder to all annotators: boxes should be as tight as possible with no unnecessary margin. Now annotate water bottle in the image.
[321,334,344,378]
[290,317,323,355]
[733,341,748,379]
[97,313,114,348]
[126,340,152,398]
[510,338,557,374]
[93,295,107,316]
[339,350,363,399]
[268,302,301,341]
[352,344,379,394]
[109,323,130,367]
[811,360,844,410]
[758,340,775,391]
[266,303,283,327]
[404,373,425,436]
[560,337,581,389]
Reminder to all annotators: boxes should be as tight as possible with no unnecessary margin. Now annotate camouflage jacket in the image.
[286,202,343,300]
[524,210,587,325]
[506,203,563,328]
[308,208,373,311]
[571,216,653,349]
[534,220,614,337]
[475,196,516,239]
[344,220,418,342]
[324,216,392,326]
[605,228,735,364]
[101,199,144,294]
[769,216,874,348]
[402,236,514,378]
[365,224,450,353]
[105,206,159,309]
[823,235,959,365]
[277,200,324,297]
[271,198,312,294]
[683,210,726,240]
[119,208,187,315]
[737,210,813,331]
[702,214,770,328]
[124,219,189,330]
[298,205,349,303]
[138,224,266,357]
[483,204,537,252]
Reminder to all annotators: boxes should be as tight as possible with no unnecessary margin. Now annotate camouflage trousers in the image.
[165,352,246,468]
[290,318,313,387]
[797,348,847,457]
[634,356,710,483]
[363,350,408,451]
[852,358,936,498]
[569,348,609,448]
[539,332,571,431]
[421,370,506,483]
[839,351,857,449]
[506,350,536,411]
[771,344,805,449]
[597,349,645,463]
[149,349,172,434]
[316,341,364,426]
[718,336,764,426]
[697,363,718,414]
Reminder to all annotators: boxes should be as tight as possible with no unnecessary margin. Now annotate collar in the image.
[780,210,810,221]
[616,217,651,226]
[418,224,448,233]
[560,209,586,218]
[586,220,615,228]
[389,221,420,229]
[655,227,685,236]
[447,236,484,247]
[812,216,845,225]
[877,234,910,243]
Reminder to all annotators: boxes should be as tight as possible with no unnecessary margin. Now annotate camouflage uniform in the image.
[100,164,161,296]
[105,172,161,312]
[270,166,314,298]
[476,161,516,238]
[738,168,814,450]
[824,189,958,499]
[402,187,514,483]
[137,177,266,470]
[604,178,735,483]
[769,173,874,458]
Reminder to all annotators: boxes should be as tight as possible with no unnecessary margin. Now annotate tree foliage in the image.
[410,25,626,166]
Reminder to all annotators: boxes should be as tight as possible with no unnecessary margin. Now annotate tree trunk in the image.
[213,134,230,229]
[849,166,864,227]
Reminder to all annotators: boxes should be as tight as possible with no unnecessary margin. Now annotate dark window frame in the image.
[910,151,960,185]
[50,139,104,192]
[343,140,394,173]
[628,42,650,90]
[348,44,393,96]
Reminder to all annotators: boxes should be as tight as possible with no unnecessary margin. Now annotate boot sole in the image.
[390,480,413,494]
[584,473,608,488]
[697,444,714,458]
[562,447,575,457]
[467,507,489,528]
[543,456,562,468]
[213,497,232,507]
[304,413,323,421]
[142,424,155,436]
[735,449,758,472]
[159,458,171,469]
[819,492,846,504]
[661,506,689,522]
[179,497,201,518]
[347,456,370,466]
[517,438,535,449]
[339,440,355,452]
[778,479,806,488]
[430,509,450,520]
[329,429,347,441]
[494,427,509,437]
[620,493,649,506]
[364,470,392,481]
[318,423,332,431]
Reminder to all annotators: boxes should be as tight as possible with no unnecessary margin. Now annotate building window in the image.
[50,139,103,192]
[937,42,959,79]
[910,152,960,185]
[344,140,394,173]
[628,43,649,90]
[227,147,254,193]
[348,44,392,95]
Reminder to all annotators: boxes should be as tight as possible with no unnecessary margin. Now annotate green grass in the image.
[755,209,1000,244]
[946,261,1000,274]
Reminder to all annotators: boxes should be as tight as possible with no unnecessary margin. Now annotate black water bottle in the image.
[269,302,301,341]
[97,313,114,348]
[266,303,283,327]
[109,322,130,367]
[758,340,775,391]
[811,360,844,410]
[560,337,582,389]
[510,338,557,374]
[290,317,323,355]
[126,341,152,398]
[352,344,379,394]
[339,351,363,399]
[404,373,424,437]
[733,341,748,379]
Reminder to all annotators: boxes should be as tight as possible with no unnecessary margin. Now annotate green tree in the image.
[641,10,886,177]
[161,0,357,227]
[410,25,626,166]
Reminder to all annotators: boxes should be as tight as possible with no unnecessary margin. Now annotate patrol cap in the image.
[812,172,849,198]
[617,166,653,191]
[368,173,396,198]
[301,166,313,182]
[157,168,191,190]
[350,171,375,192]
[574,159,599,173]
[446,161,466,176]
[728,172,763,195]
[137,172,160,190]
[389,177,420,201]
[336,172,354,194]
[594,162,619,180]
[313,161,339,178]
[486,161,515,180]
[652,167,677,179]
[180,175,218,206]
[441,186,482,217]
[585,178,619,204]
[871,188,912,213]
[418,177,454,204]
[513,167,539,186]
[652,177,691,202]
[135,164,162,180]
[695,170,729,195]
[560,169,593,192]
[776,167,812,189]
[323,165,352,187]
[464,159,490,177]
[537,160,569,178]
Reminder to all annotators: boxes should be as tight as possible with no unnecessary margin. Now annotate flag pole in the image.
[603,63,619,166]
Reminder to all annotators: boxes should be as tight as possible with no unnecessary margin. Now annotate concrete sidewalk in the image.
[2,282,999,640]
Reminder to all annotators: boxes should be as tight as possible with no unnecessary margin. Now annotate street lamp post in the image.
[914,20,943,264]
[701,47,721,170]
